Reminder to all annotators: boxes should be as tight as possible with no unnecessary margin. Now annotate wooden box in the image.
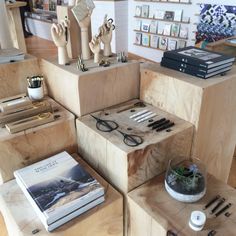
[0,98,77,184]
[0,153,123,236]
[0,55,41,99]
[76,99,193,193]
[140,64,236,182]
[40,58,140,117]
[128,173,236,236]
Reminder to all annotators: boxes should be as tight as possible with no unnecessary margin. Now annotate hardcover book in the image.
[163,46,235,69]
[14,152,105,229]
[161,58,232,79]
[150,35,159,48]
[0,48,25,64]
[141,5,149,18]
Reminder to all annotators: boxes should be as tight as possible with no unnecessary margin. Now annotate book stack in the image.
[161,46,235,79]
[14,151,105,232]
[0,48,25,64]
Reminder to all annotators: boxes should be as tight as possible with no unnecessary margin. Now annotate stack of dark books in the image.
[161,46,235,79]
[14,151,105,232]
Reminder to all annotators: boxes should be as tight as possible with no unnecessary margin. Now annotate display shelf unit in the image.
[133,43,166,51]
[134,15,190,24]
[134,0,192,4]
[134,29,188,40]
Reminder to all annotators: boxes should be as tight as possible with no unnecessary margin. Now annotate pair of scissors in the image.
[107,18,115,30]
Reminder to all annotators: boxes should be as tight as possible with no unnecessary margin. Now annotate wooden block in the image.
[0,55,41,99]
[128,173,236,236]
[40,58,140,117]
[0,153,123,236]
[6,2,27,53]
[0,98,77,184]
[140,64,236,182]
[77,99,193,193]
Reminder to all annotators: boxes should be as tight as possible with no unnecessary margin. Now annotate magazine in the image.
[14,151,104,226]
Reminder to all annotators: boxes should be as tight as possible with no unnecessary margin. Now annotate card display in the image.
[163,23,172,36]
[135,20,142,31]
[141,5,149,18]
[177,40,186,49]
[149,7,155,18]
[135,33,142,45]
[135,6,142,17]
[174,10,183,22]
[142,22,150,32]
[167,39,177,50]
[159,37,168,50]
[155,10,165,20]
[142,34,150,46]
[164,11,175,21]
[149,20,158,34]
[150,35,159,48]
[179,25,188,38]
[171,23,180,37]
[157,22,165,34]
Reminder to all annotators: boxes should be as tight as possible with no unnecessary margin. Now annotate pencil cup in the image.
[27,86,44,101]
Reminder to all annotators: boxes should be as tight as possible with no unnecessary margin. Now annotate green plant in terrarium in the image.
[165,160,206,203]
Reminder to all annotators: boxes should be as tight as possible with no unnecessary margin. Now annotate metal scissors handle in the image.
[117,130,143,147]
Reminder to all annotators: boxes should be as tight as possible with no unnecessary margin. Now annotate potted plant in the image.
[165,159,206,203]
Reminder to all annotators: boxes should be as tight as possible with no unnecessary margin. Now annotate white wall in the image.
[92,1,128,53]
[128,0,236,62]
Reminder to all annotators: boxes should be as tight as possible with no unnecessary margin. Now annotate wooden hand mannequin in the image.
[89,36,101,63]
[51,20,70,65]
[78,12,92,60]
[99,15,113,57]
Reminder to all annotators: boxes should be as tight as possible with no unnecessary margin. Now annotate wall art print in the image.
[196,4,236,45]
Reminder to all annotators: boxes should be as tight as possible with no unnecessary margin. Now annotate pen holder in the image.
[27,86,44,101]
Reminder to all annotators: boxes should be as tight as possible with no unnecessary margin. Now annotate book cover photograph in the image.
[14,152,104,219]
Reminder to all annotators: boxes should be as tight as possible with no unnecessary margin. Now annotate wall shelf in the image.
[134,15,190,24]
[133,43,166,51]
[134,29,188,40]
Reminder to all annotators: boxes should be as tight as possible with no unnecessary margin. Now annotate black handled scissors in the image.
[107,18,115,30]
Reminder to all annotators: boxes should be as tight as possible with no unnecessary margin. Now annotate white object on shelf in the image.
[27,86,44,101]
[189,211,206,231]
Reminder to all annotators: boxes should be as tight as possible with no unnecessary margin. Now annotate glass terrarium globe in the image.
[165,159,206,203]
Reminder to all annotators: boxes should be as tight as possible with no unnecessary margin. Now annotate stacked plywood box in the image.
[140,64,236,183]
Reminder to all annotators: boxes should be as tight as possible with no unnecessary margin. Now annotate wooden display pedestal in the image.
[0,98,77,184]
[0,55,41,99]
[128,173,236,236]
[0,153,123,236]
[40,58,140,117]
[77,99,193,193]
[140,64,236,182]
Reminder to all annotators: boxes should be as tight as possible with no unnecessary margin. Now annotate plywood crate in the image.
[77,99,193,193]
[0,97,77,184]
[0,55,41,99]
[40,58,140,117]
[140,64,236,182]
[0,153,123,236]
[128,172,236,236]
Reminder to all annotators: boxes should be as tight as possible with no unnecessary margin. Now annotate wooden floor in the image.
[0,36,236,236]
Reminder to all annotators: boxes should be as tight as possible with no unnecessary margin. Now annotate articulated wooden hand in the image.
[51,20,70,65]
[89,36,101,63]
